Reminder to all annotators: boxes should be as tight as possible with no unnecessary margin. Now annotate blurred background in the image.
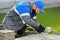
[0,0,60,32]
[0,0,60,13]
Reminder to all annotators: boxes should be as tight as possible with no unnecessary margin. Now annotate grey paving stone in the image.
[15,33,60,40]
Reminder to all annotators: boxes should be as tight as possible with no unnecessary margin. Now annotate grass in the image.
[0,7,60,32]
[0,13,6,24]
[37,7,60,32]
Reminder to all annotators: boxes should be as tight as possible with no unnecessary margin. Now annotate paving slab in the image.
[15,33,60,40]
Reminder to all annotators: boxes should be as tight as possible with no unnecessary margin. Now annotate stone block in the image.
[0,30,15,40]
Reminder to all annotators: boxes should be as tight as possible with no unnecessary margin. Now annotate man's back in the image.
[2,2,36,31]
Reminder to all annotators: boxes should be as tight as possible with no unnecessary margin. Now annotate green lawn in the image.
[37,7,60,32]
[0,13,6,24]
[0,7,60,32]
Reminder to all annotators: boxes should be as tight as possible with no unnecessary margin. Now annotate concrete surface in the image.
[15,33,60,40]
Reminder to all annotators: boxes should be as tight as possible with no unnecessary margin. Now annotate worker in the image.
[2,0,45,36]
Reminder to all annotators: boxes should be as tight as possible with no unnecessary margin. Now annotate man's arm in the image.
[21,15,45,33]
[22,15,40,27]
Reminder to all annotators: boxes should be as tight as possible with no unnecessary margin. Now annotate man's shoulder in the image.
[13,2,32,14]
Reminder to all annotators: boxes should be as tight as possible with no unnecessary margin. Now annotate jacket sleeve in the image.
[21,15,40,28]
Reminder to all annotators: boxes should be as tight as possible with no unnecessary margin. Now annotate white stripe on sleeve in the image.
[33,16,36,19]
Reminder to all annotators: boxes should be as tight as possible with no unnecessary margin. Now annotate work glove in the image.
[35,24,45,33]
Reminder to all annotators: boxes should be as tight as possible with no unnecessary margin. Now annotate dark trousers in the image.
[16,24,27,36]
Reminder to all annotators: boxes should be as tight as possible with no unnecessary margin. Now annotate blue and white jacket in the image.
[3,2,40,31]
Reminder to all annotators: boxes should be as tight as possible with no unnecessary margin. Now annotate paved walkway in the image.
[15,33,60,40]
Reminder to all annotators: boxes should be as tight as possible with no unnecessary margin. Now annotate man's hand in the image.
[34,24,45,33]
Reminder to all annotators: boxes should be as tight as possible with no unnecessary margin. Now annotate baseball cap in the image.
[34,1,45,13]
